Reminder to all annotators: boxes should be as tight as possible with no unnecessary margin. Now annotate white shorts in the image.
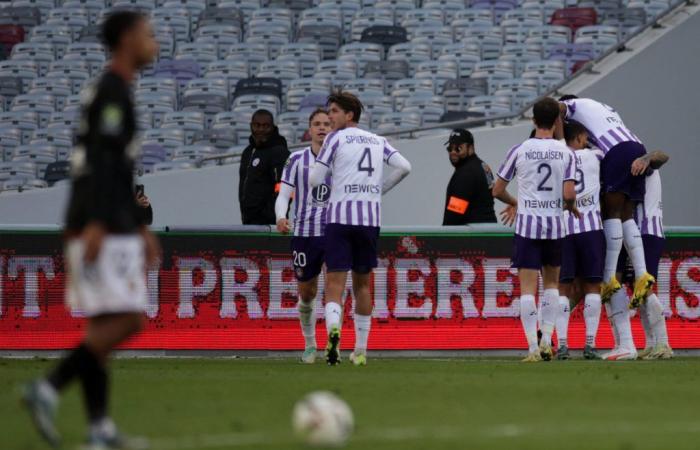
[66,234,147,317]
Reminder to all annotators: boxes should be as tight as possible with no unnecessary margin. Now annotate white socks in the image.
[520,294,539,353]
[298,298,317,349]
[583,293,602,347]
[555,296,570,348]
[610,288,634,350]
[646,293,669,346]
[622,219,647,278]
[603,219,624,282]
[324,302,342,334]
[354,314,371,355]
[539,289,559,346]
[604,302,619,349]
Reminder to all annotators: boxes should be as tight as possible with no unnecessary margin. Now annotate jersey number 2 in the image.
[358,147,374,176]
[537,163,553,192]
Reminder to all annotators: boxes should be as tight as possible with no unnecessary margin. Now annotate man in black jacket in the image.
[239,109,290,225]
[442,129,497,225]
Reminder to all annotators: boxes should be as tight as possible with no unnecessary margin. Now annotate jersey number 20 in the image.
[358,147,374,176]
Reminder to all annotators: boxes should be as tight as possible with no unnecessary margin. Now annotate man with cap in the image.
[442,129,497,225]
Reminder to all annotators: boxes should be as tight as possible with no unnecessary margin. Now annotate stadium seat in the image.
[521,68,565,92]
[153,161,196,172]
[299,7,343,30]
[342,78,385,97]
[317,0,361,41]
[550,7,598,33]
[204,60,249,86]
[375,111,422,134]
[442,77,489,111]
[0,76,24,104]
[603,8,646,37]
[360,25,409,53]
[245,29,291,60]
[439,110,487,123]
[47,110,78,132]
[43,160,70,185]
[410,26,453,55]
[364,60,410,88]
[28,25,72,58]
[574,25,620,56]
[501,8,545,27]
[452,9,495,32]
[0,127,23,161]
[11,94,55,128]
[195,25,243,59]
[0,7,42,31]
[0,60,38,92]
[0,161,37,182]
[438,43,481,77]
[257,60,301,93]
[198,6,244,29]
[374,0,417,22]
[11,144,56,178]
[10,42,55,78]
[212,111,251,145]
[297,24,342,59]
[286,78,332,112]
[0,111,38,143]
[525,25,572,47]
[338,43,384,72]
[547,42,596,74]
[314,59,358,81]
[391,78,434,110]
[153,59,200,90]
[461,26,504,59]
[422,0,465,22]
[232,94,281,116]
[521,0,565,18]
[161,111,206,145]
[627,0,669,19]
[64,43,105,76]
[173,145,217,163]
[233,77,282,101]
[469,0,519,22]
[0,25,26,61]
[143,128,186,159]
[387,42,431,76]
[30,127,73,160]
[577,0,623,17]
[350,9,394,42]
[46,8,89,39]
[503,24,539,45]
[297,92,328,112]
[493,83,538,109]
[227,43,268,74]
[152,8,191,43]
[192,129,237,150]
[415,60,458,92]
[277,43,322,78]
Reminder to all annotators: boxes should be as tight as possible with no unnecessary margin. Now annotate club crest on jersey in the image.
[252,158,260,167]
[311,184,331,203]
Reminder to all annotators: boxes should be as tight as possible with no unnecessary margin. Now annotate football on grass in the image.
[292,391,354,447]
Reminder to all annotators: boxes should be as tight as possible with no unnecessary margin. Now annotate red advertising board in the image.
[1,229,699,350]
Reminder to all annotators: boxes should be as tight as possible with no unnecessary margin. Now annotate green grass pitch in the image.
[3,357,700,450]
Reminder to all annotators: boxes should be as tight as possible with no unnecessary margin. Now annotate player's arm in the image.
[562,150,580,217]
[631,150,670,175]
[382,142,411,194]
[275,155,296,234]
[309,133,336,187]
[492,178,517,226]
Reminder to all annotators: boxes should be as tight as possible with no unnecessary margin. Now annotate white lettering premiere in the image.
[394,258,433,319]
[675,257,700,319]
[177,257,217,318]
[8,256,55,318]
[268,258,298,320]
[435,258,478,319]
[220,257,263,319]
[482,258,519,318]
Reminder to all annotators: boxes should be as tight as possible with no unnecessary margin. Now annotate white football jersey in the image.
[497,138,576,240]
[636,170,664,238]
[316,126,399,227]
[565,147,604,235]
[562,98,642,154]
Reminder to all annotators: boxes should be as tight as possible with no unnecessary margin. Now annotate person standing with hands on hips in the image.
[442,129,497,225]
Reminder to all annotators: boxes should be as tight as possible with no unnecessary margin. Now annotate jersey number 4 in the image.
[358,147,374,176]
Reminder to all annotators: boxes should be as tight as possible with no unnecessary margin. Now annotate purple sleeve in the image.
[563,100,577,120]
[280,154,298,187]
[496,144,521,181]
[316,131,339,167]
[383,139,399,163]
[564,149,576,181]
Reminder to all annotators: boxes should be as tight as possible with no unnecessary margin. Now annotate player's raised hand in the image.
[83,221,106,263]
[631,156,650,176]
[277,218,291,234]
[500,205,517,227]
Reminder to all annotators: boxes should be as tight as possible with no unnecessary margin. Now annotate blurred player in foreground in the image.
[554,122,604,360]
[558,96,655,308]
[605,150,672,361]
[22,11,160,449]
[275,109,332,364]
[309,91,411,366]
[493,97,577,362]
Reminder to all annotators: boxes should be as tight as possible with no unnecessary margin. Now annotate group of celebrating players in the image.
[277,93,673,365]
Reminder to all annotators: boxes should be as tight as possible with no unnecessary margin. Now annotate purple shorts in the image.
[600,141,647,202]
[512,235,562,270]
[291,236,325,282]
[617,234,665,282]
[324,223,379,274]
[560,230,605,283]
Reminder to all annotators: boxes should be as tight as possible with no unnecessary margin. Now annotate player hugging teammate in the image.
[495,96,673,361]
